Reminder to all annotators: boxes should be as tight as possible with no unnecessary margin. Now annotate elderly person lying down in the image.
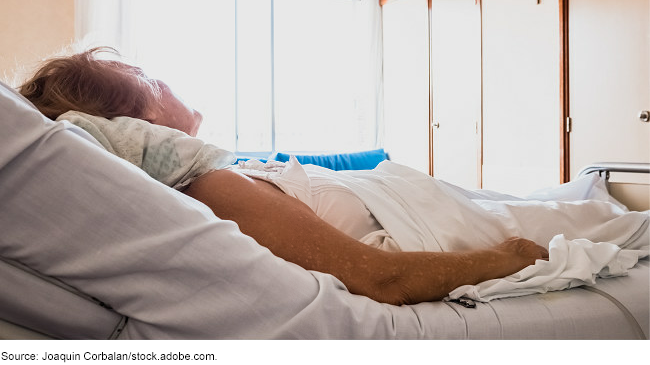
[19,48,648,305]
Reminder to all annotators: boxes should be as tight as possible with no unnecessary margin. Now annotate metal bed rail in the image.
[577,162,650,180]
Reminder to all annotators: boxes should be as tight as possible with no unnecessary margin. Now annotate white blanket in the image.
[246,157,649,302]
[57,111,235,190]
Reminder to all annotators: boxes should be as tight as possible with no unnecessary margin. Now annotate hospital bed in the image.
[1,81,648,339]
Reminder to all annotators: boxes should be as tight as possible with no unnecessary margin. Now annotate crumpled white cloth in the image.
[447,234,648,302]
[57,111,235,189]
[238,159,287,174]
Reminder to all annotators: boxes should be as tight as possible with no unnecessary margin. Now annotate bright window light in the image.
[104,0,382,156]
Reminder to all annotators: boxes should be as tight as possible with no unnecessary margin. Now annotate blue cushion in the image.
[234,157,268,164]
[273,149,387,171]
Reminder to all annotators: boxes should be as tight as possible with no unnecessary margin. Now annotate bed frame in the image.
[577,162,650,179]
[578,162,650,211]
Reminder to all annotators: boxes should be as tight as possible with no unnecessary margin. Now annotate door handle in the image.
[640,110,650,123]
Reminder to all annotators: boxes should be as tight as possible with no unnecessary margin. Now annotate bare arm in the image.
[184,169,547,305]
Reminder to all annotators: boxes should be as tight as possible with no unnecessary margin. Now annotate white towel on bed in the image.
[250,157,649,302]
[447,235,648,302]
[56,111,235,190]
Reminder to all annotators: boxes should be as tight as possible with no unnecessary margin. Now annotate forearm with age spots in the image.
[184,170,545,305]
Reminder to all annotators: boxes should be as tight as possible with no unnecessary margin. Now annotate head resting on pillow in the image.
[19,47,161,122]
[19,47,203,137]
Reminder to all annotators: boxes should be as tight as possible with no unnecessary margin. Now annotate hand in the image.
[493,237,549,275]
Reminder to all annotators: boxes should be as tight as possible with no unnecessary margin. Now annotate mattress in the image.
[0,258,125,340]
[1,258,647,339]
[408,259,649,339]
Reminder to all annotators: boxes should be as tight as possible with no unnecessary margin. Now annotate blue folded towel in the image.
[273,149,387,171]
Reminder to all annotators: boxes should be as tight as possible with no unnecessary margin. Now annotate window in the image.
[77,0,383,156]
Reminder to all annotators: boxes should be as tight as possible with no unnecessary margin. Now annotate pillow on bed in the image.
[273,148,388,171]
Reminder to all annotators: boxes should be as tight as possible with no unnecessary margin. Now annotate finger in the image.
[540,247,549,260]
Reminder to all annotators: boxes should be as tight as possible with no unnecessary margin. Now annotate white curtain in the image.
[74,0,135,57]
[270,0,384,153]
[74,0,384,155]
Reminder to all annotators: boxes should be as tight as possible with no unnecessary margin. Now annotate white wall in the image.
[0,0,75,85]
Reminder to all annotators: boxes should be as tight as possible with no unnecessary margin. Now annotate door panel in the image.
[430,0,481,189]
[383,0,430,173]
[481,0,561,196]
[569,0,650,181]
